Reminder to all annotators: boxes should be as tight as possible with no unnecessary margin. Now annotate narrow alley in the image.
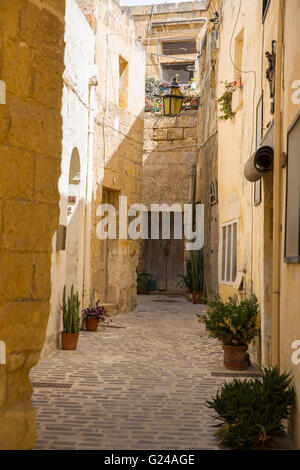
[31,296,223,450]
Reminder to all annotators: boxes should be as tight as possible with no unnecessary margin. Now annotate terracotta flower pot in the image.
[86,317,99,332]
[192,291,203,304]
[223,344,249,370]
[61,332,79,350]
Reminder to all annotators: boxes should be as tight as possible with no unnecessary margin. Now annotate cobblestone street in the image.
[31,295,225,450]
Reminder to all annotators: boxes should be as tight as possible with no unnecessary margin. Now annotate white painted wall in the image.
[42,0,96,356]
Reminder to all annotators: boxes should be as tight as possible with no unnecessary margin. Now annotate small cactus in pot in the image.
[61,285,80,350]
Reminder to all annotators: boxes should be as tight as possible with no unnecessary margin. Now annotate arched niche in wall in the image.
[66,147,84,292]
[69,147,81,185]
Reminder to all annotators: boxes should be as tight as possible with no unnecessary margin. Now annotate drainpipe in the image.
[83,65,98,308]
[272,1,283,367]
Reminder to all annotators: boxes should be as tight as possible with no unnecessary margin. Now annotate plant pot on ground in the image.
[192,291,204,305]
[61,285,80,350]
[187,249,204,304]
[177,264,193,299]
[206,366,295,450]
[200,294,260,370]
[82,301,108,332]
[137,272,152,295]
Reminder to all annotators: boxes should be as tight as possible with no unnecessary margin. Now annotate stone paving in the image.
[31,295,226,450]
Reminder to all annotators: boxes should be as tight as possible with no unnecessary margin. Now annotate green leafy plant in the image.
[145,77,164,104]
[61,285,80,334]
[206,366,295,449]
[201,294,260,346]
[218,81,236,121]
[137,272,152,295]
[187,249,204,293]
[177,257,193,291]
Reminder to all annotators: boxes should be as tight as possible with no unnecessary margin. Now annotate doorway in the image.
[146,212,184,292]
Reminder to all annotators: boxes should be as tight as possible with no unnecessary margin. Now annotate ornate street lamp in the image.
[163,78,184,116]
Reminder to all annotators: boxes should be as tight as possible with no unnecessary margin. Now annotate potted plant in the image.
[188,249,204,304]
[201,294,260,370]
[82,301,108,332]
[61,285,80,350]
[137,272,152,295]
[177,257,193,298]
[206,367,295,449]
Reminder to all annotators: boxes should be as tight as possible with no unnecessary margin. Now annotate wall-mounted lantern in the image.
[163,78,184,116]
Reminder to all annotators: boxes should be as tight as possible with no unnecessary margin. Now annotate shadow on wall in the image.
[42,109,145,356]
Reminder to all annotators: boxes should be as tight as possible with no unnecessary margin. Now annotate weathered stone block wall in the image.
[127,2,208,83]
[0,0,65,449]
[143,111,198,207]
[88,0,145,314]
[195,26,219,299]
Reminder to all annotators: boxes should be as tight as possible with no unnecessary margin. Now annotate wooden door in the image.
[146,213,184,291]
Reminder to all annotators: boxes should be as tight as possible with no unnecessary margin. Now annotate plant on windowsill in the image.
[206,366,295,449]
[61,285,80,350]
[200,294,260,369]
[82,301,109,332]
[218,81,237,121]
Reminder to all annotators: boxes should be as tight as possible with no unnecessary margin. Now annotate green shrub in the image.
[137,272,151,295]
[188,249,204,293]
[206,366,295,449]
[201,294,260,346]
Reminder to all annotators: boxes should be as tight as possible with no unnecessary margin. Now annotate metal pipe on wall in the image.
[272,0,284,367]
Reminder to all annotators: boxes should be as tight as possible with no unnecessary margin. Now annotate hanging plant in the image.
[218,81,237,121]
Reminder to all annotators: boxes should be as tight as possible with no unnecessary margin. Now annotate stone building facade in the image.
[42,0,145,356]
[127,1,209,85]
[215,0,300,448]
[0,0,65,450]
[140,111,199,291]
[195,18,219,299]
[0,0,145,448]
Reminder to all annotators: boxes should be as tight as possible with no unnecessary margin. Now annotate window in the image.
[162,63,195,84]
[285,112,300,263]
[262,0,271,22]
[162,40,197,56]
[234,29,244,83]
[119,56,129,109]
[221,221,238,284]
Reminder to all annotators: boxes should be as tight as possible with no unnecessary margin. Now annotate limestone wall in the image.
[0,0,65,449]
[127,2,209,84]
[42,0,95,357]
[195,22,219,299]
[89,0,145,313]
[143,111,198,208]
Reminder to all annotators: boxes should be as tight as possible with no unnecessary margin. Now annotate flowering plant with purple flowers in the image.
[82,301,108,324]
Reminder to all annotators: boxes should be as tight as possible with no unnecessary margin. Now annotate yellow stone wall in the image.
[89,0,145,313]
[217,0,300,448]
[217,0,277,363]
[128,2,209,84]
[0,0,65,449]
[279,0,300,449]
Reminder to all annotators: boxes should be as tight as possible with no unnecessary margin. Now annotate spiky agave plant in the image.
[189,249,204,293]
[61,284,80,334]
